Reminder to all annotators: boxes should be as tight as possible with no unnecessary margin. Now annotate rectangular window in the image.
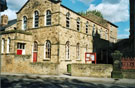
[17,43,26,55]
[86,24,88,34]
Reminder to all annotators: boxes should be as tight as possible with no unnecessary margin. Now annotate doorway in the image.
[33,41,38,62]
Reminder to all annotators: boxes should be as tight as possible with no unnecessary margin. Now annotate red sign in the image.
[85,53,96,64]
[17,49,22,55]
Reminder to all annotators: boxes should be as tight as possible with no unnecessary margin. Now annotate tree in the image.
[78,10,103,18]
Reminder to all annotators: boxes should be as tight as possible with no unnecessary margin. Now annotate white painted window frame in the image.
[66,12,70,28]
[22,16,27,30]
[44,40,51,60]
[7,37,10,53]
[46,10,51,26]
[1,38,5,53]
[65,41,70,60]
[76,43,80,60]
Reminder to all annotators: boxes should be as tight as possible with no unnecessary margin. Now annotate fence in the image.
[121,58,135,70]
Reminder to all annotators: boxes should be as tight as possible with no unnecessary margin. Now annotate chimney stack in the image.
[1,15,8,26]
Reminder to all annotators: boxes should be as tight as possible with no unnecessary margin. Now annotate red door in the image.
[33,41,38,62]
[33,52,37,62]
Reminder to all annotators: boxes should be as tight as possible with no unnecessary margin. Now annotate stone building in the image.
[0,0,117,74]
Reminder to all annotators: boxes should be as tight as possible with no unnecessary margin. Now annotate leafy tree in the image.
[78,10,103,18]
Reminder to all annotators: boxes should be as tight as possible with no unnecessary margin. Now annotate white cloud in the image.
[7,0,27,10]
[118,34,129,39]
[1,9,17,20]
[118,28,130,39]
[1,0,27,20]
[88,0,129,23]
[124,28,130,32]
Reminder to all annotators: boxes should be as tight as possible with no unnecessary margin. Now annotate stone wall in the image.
[71,64,113,78]
[122,71,135,79]
[1,55,58,75]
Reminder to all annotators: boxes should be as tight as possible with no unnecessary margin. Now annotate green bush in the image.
[111,50,123,61]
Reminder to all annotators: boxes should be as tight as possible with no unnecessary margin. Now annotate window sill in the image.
[43,59,50,61]
[65,59,72,61]
[45,25,51,27]
[76,59,81,61]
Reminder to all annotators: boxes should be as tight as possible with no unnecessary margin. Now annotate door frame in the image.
[32,41,38,62]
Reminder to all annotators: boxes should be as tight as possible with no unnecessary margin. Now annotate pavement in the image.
[1,73,135,88]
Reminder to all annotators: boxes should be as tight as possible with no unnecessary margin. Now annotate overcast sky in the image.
[1,0,130,39]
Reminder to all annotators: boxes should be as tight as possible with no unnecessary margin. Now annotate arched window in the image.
[105,30,108,40]
[45,40,51,59]
[92,24,96,36]
[99,28,102,38]
[86,21,89,34]
[34,41,38,51]
[7,37,11,53]
[76,43,80,60]
[1,38,5,53]
[22,16,27,30]
[34,11,39,28]
[66,12,70,28]
[46,10,51,26]
[77,18,80,31]
[66,41,70,60]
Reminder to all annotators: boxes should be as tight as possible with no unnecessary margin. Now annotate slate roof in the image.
[0,19,17,31]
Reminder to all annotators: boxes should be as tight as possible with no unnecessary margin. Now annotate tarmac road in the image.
[1,74,135,88]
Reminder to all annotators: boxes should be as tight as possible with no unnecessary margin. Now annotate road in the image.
[1,74,135,88]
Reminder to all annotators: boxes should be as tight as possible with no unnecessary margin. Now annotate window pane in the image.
[46,40,51,58]
[46,10,51,26]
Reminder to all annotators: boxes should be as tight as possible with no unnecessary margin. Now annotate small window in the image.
[22,16,27,30]
[17,43,25,49]
[77,18,80,31]
[66,12,70,28]
[105,31,108,40]
[17,43,26,55]
[86,21,89,34]
[76,43,80,60]
[46,10,51,26]
[1,38,5,53]
[34,41,38,51]
[34,11,39,28]
[66,41,70,60]
[92,24,96,36]
[45,40,51,58]
[7,37,11,53]
[99,29,102,37]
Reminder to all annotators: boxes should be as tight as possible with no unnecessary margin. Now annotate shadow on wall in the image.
[114,39,134,57]
[92,31,115,64]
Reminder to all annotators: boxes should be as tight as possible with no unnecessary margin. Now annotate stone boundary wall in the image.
[122,71,135,79]
[71,64,113,78]
[1,55,58,75]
